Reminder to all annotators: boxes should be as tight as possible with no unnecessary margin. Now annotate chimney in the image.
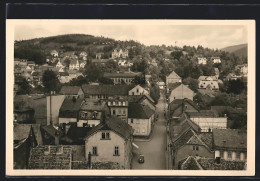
[55,131,60,145]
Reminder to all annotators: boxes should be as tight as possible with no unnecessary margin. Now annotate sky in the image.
[14,20,248,49]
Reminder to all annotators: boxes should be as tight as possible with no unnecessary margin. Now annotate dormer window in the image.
[113,101,115,106]
[118,101,121,106]
[122,101,126,106]
[108,101,111,106]
[137,88,139,93]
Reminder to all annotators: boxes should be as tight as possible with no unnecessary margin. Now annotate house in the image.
[185,112,227,132]
[56,60,65,68]
[235,64,248,76]
[27,61,36,70]
[91,59,110,65]
[168,83,194,102]
[197,57,207,65]
[79,59,87,69]
[213,129,247,161]
[214,68,220,79]
[169,115,214,169]
[128,103,155,136]
[84,117,133,169]
[58,97,84,125]
[51,50,59,57]
[13,124,42,169]
[59,86,84,99]
[96,53,103,59]
[46,95,66,126]
[150,59,158,67]
[179,156,246,170]
[196,89,216,105]
[198,76,219,90]
[225,73,242,81]
[107,98,128,123]
[168,99,199,119]
[128,84,149,96]
[166,71,182,86]
[58,72,70,83]
[68,69,83,80]
[157,80,166,90]
[104,72,142,85]
[78,99,110,127]
[14,95,47,125]
[69,59,80,70]
[127,94,156,111]
[82,84,134,99]
[79,51,88,60]
[111,48,128,59]
[211,57,221,64]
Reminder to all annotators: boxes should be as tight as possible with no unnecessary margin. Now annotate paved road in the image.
[132,92,167,170]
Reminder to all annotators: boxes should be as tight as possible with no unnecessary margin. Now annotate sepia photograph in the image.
[6,19,255,176]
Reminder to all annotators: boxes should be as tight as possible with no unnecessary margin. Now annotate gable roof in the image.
[128,103,154,119]
[13,124,43,145]
[85,117,132,140]
[212,129,247,150]
[169,99,199,117]
[28,145,72,169]
[127,94,155,105]
[167,71,181,79]
[59,86,82,95]
[59,98,84,118]
[81,84,134,96]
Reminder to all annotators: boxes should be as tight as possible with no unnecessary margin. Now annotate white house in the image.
[211,57,221,64]
[128,85,149,96]
[198,57,207,65]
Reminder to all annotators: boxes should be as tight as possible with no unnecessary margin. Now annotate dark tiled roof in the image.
[104,72,141,78]
[212,129,247,150]
[28,145,72,169]
[197,157,246,170]
[127,94,155,104]
[85,117,132,140]
[59,98,84,118]
[59,86,82,95]
[169,99,199,117]
[128,103,154,119]
[13,124,43,145]
[198,132,213,150]
[66,127,93,144]
[173,129,195,151]
[41,125,57,138]
[81,84,134,96]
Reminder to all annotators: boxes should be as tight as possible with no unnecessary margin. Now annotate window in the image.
[80,112,85,119]
[132,92,134,95]
[220,151,224,158]
[114,146,119,156]
[92,146,97,155]
[113,101,115,106]
[192,146,199,151]
[236,152,240,160]
[101,132,110,139]
[118,101,121,106]
[113,110,116,115]
[137,88,139,93]
[228,151,232,159]
[131,119,133,123]
[122,101,125,106]
[118,109,121,114]
[108,101,111,106]
[123,110,126,115]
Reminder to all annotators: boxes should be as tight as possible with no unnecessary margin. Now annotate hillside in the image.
[221,44,247,58]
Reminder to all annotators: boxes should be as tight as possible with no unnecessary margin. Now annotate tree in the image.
[226,79,246,94]
[150,85,160,104]
[42,70,60,93]
[69,76,89,86]
[98,77,114,84]
[16,77,31,95]
[182,77,199,92]
[84,63,102,82]
[170,50,182,60]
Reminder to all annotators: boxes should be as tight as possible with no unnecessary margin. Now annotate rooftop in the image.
[128,103,154,119]
[212,129,247,150]
[167,71,181,79]
[59,86,82,95]
[28,145,72,169]
[82,84,134,96]
[104,72,142,78]
[85,117,132,140]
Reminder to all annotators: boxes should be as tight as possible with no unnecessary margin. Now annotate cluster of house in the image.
[197,56,222,65]
[13,83,156,169]
[225,64,248,81]
[165,70,247,170]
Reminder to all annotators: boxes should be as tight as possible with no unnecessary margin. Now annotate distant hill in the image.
[221,44,247,58]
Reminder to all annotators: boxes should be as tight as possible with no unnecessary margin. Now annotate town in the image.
[13,34,247,170]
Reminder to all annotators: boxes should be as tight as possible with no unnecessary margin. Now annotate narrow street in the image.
[132,91,167,170]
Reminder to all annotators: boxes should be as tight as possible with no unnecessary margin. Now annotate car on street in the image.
[138,154,145,163]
